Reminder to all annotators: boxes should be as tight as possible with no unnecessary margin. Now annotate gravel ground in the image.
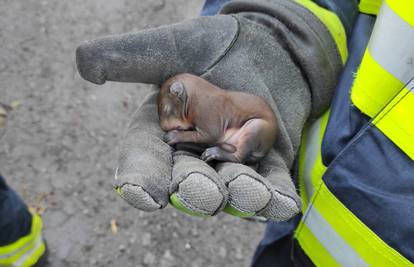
[0,1,265,266]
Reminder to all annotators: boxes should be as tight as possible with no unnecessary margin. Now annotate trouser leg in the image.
[0,174,32,246]
[0,174,47,267]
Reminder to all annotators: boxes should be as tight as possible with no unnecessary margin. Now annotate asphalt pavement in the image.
[0,1,265,266]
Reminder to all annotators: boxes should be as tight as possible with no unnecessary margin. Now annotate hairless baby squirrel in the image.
[158,73,278,164]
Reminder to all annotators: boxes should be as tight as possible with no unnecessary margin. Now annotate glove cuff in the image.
[220,0,343,119]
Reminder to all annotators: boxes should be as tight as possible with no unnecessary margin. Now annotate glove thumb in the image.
[76,15,238,85]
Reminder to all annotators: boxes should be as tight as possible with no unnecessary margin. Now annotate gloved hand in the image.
[76,0,341,220]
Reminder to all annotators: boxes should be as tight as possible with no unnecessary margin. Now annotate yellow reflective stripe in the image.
[301,118,321,207]
[300,204,369,266]
[0,214,41,255]
[294,0,348,63]
[298,106,413,264]
[351,49,404,118]
[17,236,45,267]
[351,0,414,159]
[369,1,414,83]
[297,104,413,265]
[297,112,370,266]
[352,0,414,118]
[296,224,341,267]
[373,86,414,160]
[312,182,414,267]
[310,112,329,190]
[298,111,329,212]
[386,0,414,28]
[359,0,383,15]
[0,214,44,266]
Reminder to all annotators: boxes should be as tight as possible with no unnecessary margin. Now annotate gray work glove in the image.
[76,0,341,220]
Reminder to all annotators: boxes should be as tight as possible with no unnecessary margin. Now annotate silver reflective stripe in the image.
[302,117,322,201]
[408,78,414,90]
[12,235,43,267]
[368,1,414,84]
[304,205,369,267]
[0,234,37,260]
[0,243,30,259]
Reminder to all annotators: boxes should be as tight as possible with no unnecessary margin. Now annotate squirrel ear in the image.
[169,81,186,100]
[170,81,185,97]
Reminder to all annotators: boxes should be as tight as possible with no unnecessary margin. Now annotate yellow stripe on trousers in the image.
[0,214,46,267]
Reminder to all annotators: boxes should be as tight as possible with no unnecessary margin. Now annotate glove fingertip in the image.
[169,193,210,218]
[258,193,301,221]
[223,203,256,218]
[76,41,107,85]
[115,184,163,212]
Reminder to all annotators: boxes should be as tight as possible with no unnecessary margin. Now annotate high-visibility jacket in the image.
[295,0,414,266]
